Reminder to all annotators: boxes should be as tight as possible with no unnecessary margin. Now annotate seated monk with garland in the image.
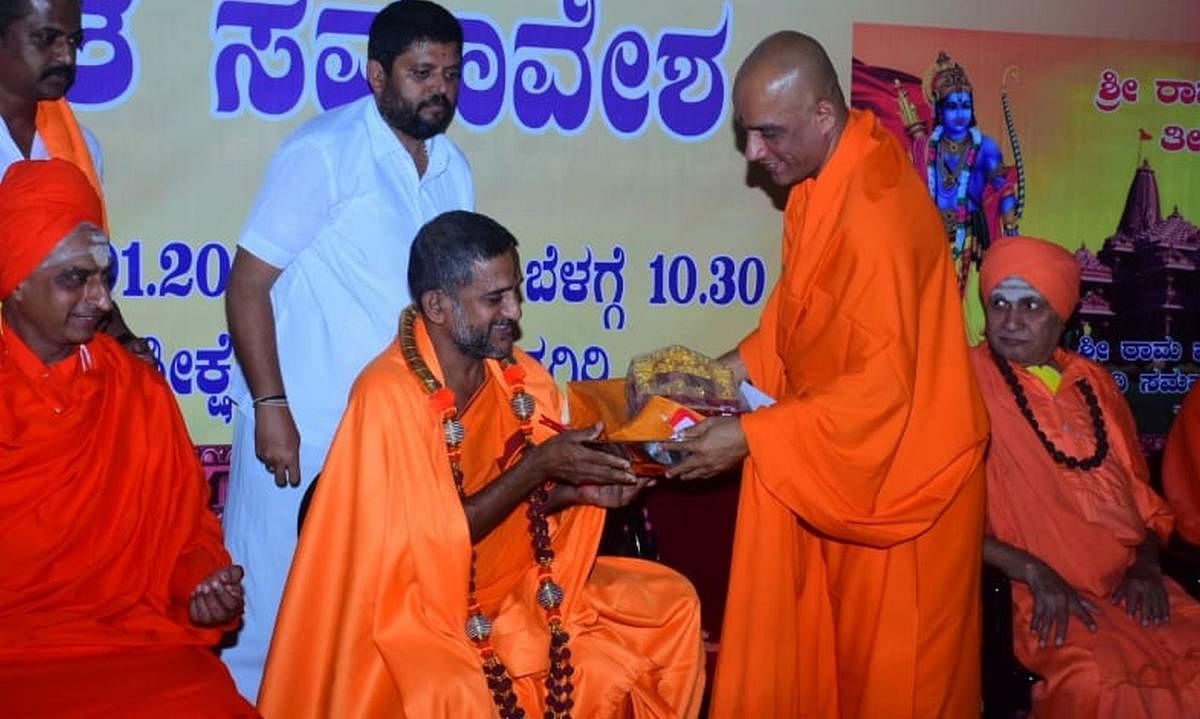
[258,210,704,718]
[974,235,1200,717]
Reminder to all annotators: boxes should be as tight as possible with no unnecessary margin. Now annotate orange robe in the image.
[1164,385,1200,545]
[709,109,989,718]
[259,318,704,718]
[973,345,1200,717]
[0,325,255,718]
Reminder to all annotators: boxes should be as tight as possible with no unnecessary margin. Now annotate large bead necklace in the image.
[399,306,575,719]
[990,347,1109,470]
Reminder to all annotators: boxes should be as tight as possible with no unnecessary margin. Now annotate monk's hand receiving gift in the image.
[527,422,637,487]
[1023,559,1099,647]
[666,416,748,481]
[1111,554,1171,627]
[189,565,245,627]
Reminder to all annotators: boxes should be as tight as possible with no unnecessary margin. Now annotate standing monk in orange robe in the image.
[0,159,255,718]
[666,32,989,718]
[1163,385,1200,546]
[259,211,704,718]
[975,235,1200,717]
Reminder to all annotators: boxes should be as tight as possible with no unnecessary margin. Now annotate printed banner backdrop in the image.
[851,23,1200,452]
[69,1,1198,444]
[76,0,775,444]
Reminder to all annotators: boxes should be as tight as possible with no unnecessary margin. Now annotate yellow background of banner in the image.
[74,0,1198,442]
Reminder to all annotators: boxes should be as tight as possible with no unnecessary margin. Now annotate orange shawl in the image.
[35,98,107,228]
[260,318,703,717]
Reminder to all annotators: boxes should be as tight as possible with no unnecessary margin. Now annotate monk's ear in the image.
[814,98,837,133]
[366,58,389,97]
[420,289,451,326]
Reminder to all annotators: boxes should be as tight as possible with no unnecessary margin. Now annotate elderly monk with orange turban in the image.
[975,235,1200,717]
[666,32,989,718]
[1164,385,1200,546]
[0,159,256,718]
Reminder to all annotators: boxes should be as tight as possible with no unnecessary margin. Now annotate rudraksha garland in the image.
[399,306,575,719]
[990,346,1109,470]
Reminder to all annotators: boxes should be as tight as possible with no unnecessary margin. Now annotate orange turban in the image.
[980,236,1081,320]
[0,159,104,299]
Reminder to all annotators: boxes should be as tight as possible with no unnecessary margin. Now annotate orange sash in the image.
[35,98,107,229]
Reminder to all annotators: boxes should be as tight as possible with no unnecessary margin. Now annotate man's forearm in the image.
[226,255,285,398]
[462,461,545,543]
[1135,530,1162,568]
[228,293,284,397]
[984,535,1035,583]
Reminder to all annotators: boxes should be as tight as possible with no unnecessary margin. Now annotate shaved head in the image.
[733,32,848,186]
[736,31,846,113]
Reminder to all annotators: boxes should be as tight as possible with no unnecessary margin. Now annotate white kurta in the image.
[221,94,474,701]
[0,113,103,178]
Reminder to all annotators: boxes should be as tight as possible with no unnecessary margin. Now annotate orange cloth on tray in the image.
[709,109,990,718]
[258,317,705,718]
[568,381,701,475]
[973,344,1200,717]
[568,379,697,441]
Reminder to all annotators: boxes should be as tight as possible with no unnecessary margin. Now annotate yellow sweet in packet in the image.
[626,345,742,416]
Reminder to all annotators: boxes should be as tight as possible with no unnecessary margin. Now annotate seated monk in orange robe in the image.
[0,159,256,717]
[974,235,1200,717]
[1164,385,1200,546]
[665,32,989,718]
[258,211,704,718]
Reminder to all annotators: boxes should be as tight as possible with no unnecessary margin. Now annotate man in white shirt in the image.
[0,0,147,356]
[221,0,473,700]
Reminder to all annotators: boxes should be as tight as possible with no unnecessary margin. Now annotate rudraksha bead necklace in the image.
[399,306,575,719]
[990,347,1109,470]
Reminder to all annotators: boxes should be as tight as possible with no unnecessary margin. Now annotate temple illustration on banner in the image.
[1072,159,1200,355]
